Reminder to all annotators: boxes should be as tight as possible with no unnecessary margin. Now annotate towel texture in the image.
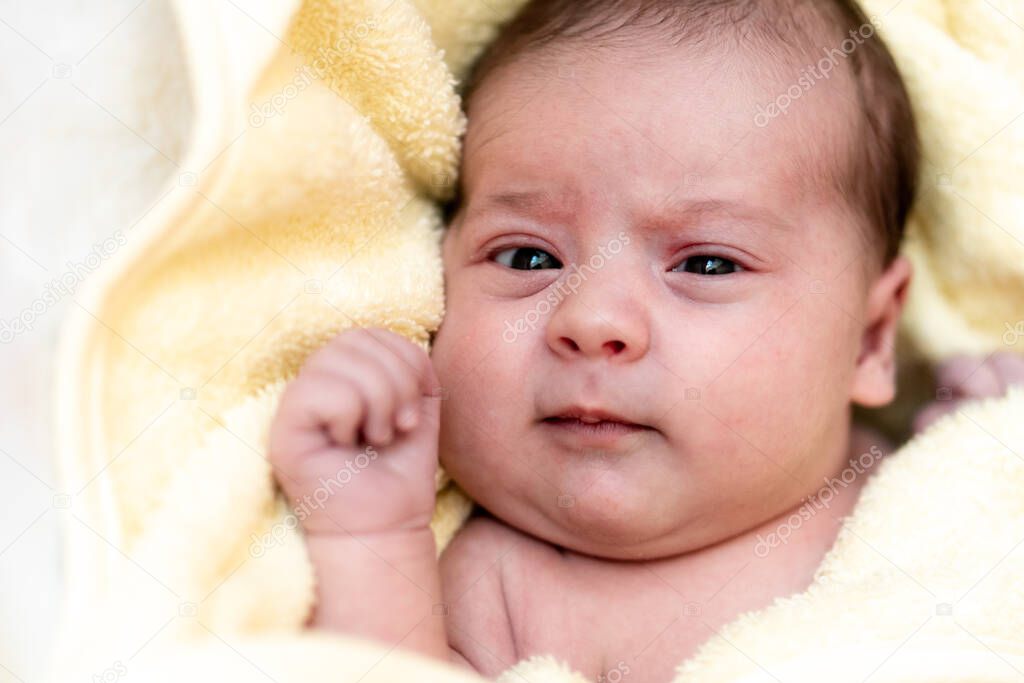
[51,0,1024,681]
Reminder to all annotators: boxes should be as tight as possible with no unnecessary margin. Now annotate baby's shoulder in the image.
[439,512,555,675]
[443,511,519,553]
[441,510,554,572]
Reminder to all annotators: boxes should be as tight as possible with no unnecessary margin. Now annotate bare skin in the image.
[267,37,1024,683]
[912,353,1024,433]
[267,330,1018,680]
[439,423,893,681]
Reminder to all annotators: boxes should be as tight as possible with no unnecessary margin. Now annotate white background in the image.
[0,1,191,679]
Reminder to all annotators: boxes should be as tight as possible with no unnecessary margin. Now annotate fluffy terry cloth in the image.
[50,0,1024,681]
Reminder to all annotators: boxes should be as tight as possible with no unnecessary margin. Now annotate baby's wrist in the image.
[305,524,435,546]
[300,506,436,539]
[299,528,436,589]
[304,526,443,637]
[285,479,437,538]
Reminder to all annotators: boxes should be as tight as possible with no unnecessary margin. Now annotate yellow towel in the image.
[50,1,1024,681]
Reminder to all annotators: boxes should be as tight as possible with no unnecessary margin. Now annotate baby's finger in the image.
[315,353,401,447]
[361,328,440,396]
[344,327,423,430]
[273,373,366,456]
[935,354,1002,399]
[344,340,420,437]
[988,352,1024,394]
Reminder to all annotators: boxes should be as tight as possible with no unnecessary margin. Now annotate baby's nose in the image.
[544,282,650,363]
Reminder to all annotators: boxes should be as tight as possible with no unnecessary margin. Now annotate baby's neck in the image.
[456,426,894,683]
[562,423,889,608]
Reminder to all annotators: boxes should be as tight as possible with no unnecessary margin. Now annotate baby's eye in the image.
[672,255,742,276]
[492,247,563,271]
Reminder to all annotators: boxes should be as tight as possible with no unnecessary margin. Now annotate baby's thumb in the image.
[416,384,443,438]
[416,352,443,429]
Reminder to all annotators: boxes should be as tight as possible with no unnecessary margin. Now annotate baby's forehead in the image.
[463,0,874,201]
[462,40,860,219]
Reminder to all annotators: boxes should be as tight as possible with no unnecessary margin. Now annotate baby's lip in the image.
[542,405,651,429]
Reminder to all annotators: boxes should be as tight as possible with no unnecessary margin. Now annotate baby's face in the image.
[432,44,903,560]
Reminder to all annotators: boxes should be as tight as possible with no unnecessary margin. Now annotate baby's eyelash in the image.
[671,255,743,276]
[490,246,743,276]
[491,246,563,270]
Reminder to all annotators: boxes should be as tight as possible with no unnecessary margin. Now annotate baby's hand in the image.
[913,352,1024,433]
[268,327,443,536]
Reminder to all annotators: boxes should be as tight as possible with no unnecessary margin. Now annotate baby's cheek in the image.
[435,290,505,382]
[697,295,855,465]
[434,299,534,452]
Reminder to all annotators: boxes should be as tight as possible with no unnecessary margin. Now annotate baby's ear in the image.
[850,255,912,407]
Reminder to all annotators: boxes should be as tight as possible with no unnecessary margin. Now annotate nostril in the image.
[561,337,580,352]
[605,340,625,354]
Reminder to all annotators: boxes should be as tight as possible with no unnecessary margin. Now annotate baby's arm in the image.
[267,327,457,663]
[913,352,1024,432]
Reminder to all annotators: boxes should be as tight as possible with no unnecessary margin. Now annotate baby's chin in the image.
[548,504,709,560]
[442,431,740,559]
[482,477,719,561]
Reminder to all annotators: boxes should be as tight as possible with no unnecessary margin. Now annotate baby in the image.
[268,0,1024,680]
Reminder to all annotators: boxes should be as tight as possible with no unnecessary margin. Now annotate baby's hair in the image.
[449,0,919,267]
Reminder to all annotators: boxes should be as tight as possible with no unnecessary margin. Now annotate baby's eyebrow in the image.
[651,198,795,234]
[478,189,567,219]
[469,191,794,234]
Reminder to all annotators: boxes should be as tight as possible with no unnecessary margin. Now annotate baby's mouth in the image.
[543,415,643,427]
[542,406,649,428]
[540,416,651,448]
[542,416,647,429]
[540,406,654,444]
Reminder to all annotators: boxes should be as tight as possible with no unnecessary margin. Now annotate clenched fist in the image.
[268,327,444,536]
